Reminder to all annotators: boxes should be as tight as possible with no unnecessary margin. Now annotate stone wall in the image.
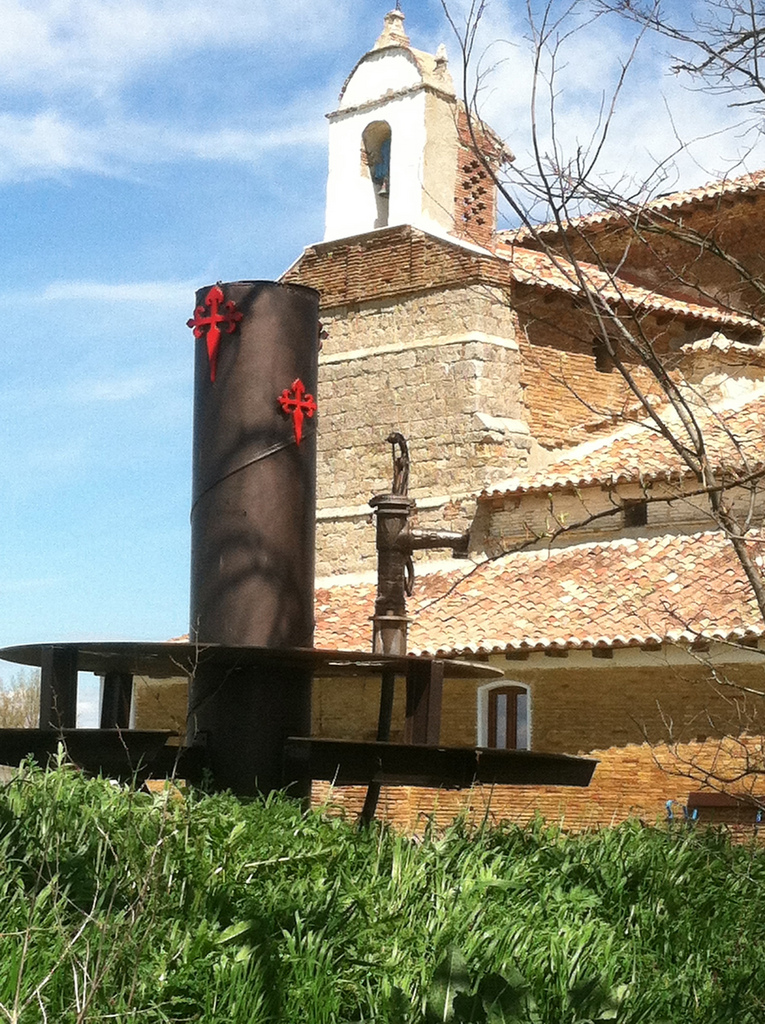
[318,332,524,506]
[474,478,765,556]
[319,283,519,357]
[313,284,537,574]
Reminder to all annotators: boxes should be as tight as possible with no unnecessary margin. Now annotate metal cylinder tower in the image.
[186,280,319,794]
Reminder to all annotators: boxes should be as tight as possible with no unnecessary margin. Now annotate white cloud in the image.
[0,112,107,179]
[177,122,328,161]
[0,111,327,182]
[0,0,351,97]
[0,0,339,182]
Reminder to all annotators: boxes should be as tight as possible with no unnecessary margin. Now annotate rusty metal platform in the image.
[0,729,175,778]
[0,641,502,680]
[0,643,597,797]
[284,737,597,788]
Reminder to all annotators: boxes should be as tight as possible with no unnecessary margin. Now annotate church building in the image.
[139,10,765,828]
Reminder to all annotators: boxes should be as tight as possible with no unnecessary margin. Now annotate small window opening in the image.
[487,685,529,750]
[593,336,614,373]
[362,121,391,229]
[623,500,648,528]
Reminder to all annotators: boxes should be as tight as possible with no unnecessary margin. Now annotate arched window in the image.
[362,120,391,228]
[478,682,530,750]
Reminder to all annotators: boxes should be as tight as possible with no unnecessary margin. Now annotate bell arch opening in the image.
[362,120,391,228]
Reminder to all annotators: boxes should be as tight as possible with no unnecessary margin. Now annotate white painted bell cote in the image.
[324,9,460,241]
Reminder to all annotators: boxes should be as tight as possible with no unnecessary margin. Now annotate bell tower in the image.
[324,9,461,241]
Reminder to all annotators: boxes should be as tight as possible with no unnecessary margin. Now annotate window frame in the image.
[477,681,531,750]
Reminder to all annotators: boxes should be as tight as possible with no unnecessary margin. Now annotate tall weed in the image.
[0,766,762,1022]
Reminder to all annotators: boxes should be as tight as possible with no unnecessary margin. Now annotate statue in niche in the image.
[371,135,390,196]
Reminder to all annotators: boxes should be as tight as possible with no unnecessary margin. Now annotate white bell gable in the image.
[324,10,459,242]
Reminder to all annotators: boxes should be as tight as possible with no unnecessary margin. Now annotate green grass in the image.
[0,763,763,1022]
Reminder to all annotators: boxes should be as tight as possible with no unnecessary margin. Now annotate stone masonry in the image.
[312,283,540,575]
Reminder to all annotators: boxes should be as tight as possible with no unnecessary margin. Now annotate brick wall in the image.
[541,192,765,322]
[132,676,188,743]
[514,289,693,448]
[312,737,765,832]
[283,226,491,310]
[452,108,503,250]
[133,657,765,830]
[312,656,765,753]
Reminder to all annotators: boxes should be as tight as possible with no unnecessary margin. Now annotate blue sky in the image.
[1,0,763,708]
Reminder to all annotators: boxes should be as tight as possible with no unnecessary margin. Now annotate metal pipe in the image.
[408,528,470,556]
[370,494,413,655]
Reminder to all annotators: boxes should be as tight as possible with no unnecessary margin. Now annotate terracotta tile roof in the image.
[315,532,765,655]
[499,168,765,245]
[315,569,460,653]
[483,387,765,498]
[284,223,756,332]
[495,242,761,330]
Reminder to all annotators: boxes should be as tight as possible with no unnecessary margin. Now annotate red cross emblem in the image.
[187,284,243,383]
[278,378,317,446]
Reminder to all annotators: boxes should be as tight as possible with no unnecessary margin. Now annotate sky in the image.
[1,0,764,720]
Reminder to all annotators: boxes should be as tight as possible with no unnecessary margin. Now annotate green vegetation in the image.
[0,764,763,1022]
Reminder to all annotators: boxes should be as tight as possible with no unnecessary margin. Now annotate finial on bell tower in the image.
[374,7,410,49]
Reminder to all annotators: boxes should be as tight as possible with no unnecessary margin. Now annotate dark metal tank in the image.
[186,280,319,794]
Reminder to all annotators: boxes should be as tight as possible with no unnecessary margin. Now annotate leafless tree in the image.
[440,0,765,803]
[600,0,765,117]
[0,668,40,729]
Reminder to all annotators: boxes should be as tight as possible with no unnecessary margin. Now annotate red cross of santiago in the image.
[187,284,243,383]
[278,378,316,446]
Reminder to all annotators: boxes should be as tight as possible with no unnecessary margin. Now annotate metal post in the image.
[359,666,397,825]
[405,659,444,745]
[100,672,133,729]
[39,646,78,729]
[363,435,471,820]
[370,494,413,655]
